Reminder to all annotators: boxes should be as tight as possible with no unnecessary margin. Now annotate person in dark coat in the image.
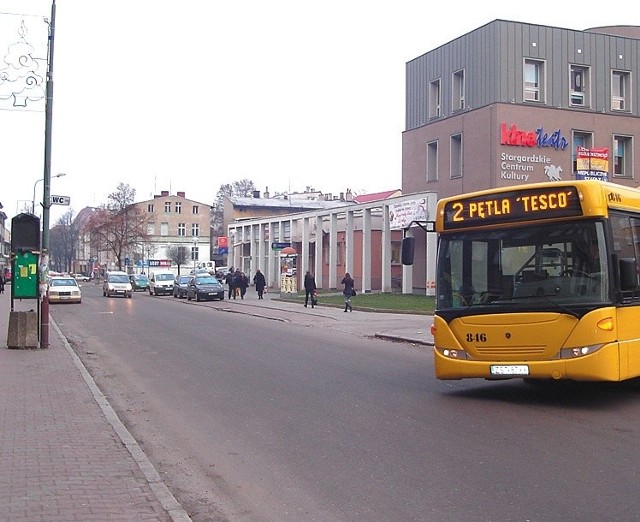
[237,269,248,299]
[303,271,317,308]
[341,272,355,312]
[0,271,4,294]
[225,267,235,299]
[253,269,266,299]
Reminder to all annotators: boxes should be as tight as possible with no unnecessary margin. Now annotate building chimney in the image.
[339,192,344,201]
[177,191,185,198]
[252,190,260,198]
[161,190,169,197]
[264,186,270,198]
[346,188,353,202]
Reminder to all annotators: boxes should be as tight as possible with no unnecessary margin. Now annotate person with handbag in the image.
[304,271,317,308]
[341,272,355,312]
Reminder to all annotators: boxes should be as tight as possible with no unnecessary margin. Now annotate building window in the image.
[192,223,199,237]
[429,78,441,119]
[191,246,199,261]
[164,201,171,213]
[178,223,186,236]
[175,202,182,214]
[450,134,462,179]
[572,131,594,172]
[452,69,465,111]
[283,222,291,241]
[391,241,401,264]
[524,59,545,102]
[147,203,154,213]
[613,135,633,178]
[612,70,630,111]
[160,222,169,236]
[427,141,438,182]
[192,205,199,214]
[146,223,155,235]
[570,65,590,107]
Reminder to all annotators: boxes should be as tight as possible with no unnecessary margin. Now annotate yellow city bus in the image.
[425,180,640,382]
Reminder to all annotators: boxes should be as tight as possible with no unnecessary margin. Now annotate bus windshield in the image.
[437,220,609,311]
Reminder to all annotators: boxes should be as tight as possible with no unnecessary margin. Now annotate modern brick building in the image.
[401,20,640,291]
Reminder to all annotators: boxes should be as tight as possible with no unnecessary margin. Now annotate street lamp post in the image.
[40,0,57,349]
[32,172,66,215]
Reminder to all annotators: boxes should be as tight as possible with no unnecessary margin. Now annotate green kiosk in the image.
[7,213,41,349]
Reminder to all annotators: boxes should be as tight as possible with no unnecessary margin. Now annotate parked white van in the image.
[103,271,133,298]
[149,270,175,296]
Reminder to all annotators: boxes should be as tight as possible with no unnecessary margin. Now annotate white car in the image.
[48,276,82,304]
[103,271,133,298]
[72,273,90,282]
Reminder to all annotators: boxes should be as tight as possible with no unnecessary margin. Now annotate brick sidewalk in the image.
[0,293,191,521]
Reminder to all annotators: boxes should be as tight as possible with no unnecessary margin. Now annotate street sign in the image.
[271,242,291,250]
[50,195,70,206]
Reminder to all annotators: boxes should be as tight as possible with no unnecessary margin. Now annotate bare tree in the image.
[49,209,78,272]
[167,245,188,275]
[211,179,256,236]
[87,183,149,270]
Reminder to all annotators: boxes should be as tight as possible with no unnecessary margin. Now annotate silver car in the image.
[103,272,133,298]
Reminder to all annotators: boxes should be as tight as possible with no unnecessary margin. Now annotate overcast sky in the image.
[0,0,629,224]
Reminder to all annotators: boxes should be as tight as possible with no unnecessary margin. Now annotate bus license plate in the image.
[490,365,529,376]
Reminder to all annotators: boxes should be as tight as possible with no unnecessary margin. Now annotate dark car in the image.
[173,274,192,298]
[129,274,150,292]
[186,274,225,302]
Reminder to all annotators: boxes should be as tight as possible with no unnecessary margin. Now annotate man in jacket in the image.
[225,267,235,299]
[304,271,317,308]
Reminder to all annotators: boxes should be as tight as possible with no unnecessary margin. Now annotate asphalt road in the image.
[52,283,640,522]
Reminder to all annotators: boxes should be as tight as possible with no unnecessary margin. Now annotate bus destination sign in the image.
[442,186,583,230]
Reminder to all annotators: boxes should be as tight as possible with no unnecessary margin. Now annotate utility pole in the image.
[40,0,56,348]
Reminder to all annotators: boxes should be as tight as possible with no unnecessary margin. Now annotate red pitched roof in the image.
[352,190,401,204]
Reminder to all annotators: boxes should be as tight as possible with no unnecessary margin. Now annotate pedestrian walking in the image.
[225,267,236,299]
[237,269,248,299]
[0,271,4,294]
[253,269,266,299]
[304,271,317,308]
[341,272,355,312]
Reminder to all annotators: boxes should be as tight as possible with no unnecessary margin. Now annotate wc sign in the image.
[50,195,70,206]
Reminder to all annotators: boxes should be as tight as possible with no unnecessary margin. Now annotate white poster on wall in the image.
[389,198,427,230]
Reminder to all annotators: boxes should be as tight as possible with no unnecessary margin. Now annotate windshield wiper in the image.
[509,293,579,318]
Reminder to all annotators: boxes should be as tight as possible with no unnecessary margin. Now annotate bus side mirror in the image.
[401,237,415,265]
[619,258,638,291]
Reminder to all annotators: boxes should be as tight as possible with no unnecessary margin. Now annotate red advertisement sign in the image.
[576,147,609,182]
[217,236,229,255]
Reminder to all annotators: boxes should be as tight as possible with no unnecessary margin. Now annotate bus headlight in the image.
[440,348,468,359]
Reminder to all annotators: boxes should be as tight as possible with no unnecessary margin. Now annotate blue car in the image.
[173,275,192,298]
[129,274,150,292]
[186,274,225,302]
